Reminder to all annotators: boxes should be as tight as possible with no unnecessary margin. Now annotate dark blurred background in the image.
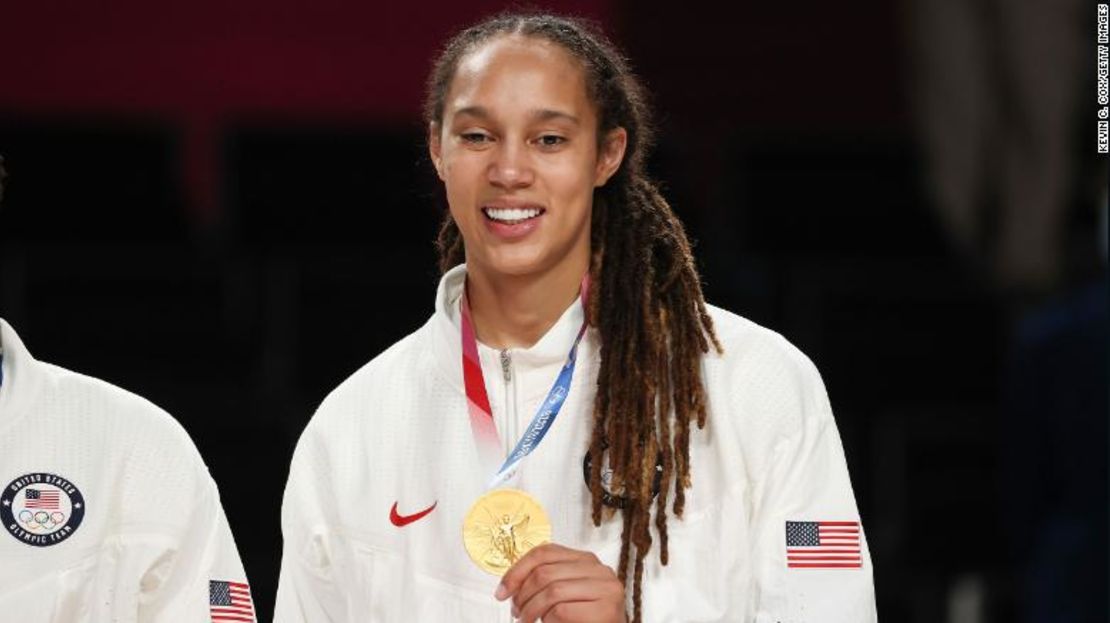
[0,1,1106,621]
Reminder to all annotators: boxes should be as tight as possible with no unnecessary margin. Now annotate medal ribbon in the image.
[460,276,589,489]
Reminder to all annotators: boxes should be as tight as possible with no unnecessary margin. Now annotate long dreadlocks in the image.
[424,13,722,622]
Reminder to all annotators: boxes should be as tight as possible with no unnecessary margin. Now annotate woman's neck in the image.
[465,256,587,350]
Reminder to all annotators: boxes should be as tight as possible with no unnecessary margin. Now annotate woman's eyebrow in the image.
[453,105,493,121]
[452,106,580,126]
[528,108,580,125]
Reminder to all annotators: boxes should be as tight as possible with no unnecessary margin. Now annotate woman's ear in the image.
[594,127,628,187]
[429,121,445,181]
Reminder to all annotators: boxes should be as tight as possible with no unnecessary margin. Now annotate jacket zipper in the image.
[498,349,516,623]
[500,349,512,383]
[500,349,515,460]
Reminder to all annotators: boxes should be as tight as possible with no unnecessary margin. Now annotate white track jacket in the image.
[0,319,253,622]
[276,265,877,622]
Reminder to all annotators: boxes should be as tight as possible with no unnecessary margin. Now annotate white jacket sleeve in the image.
[749,375,877,622]
[274,426,350,623]
[134,480,254,622]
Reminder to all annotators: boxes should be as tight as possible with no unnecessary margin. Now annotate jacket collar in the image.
[431,264,593,401]
[0,319,45,432]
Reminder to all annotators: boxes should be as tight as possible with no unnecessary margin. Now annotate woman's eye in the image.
[460,132,490,144]
[537,135,566,147]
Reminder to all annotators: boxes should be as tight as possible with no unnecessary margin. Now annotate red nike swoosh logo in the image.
[389,501,437,527]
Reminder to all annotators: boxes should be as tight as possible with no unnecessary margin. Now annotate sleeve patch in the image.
[785,520,862,569]
[210,579,255,622]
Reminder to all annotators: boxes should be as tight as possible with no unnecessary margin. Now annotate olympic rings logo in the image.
[16,509,68,532]
[2,472,87,547]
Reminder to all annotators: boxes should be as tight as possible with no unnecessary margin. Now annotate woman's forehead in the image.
[446,35,592,120]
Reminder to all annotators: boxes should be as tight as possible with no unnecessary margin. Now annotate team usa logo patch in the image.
[582,443,663,509]
[785,520,862,569]
[209,580,255,622]
[1,472,86,547]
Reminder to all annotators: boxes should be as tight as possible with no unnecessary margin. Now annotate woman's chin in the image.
[472,249,555,279]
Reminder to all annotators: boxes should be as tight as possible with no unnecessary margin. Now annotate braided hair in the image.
[424,13,721,622]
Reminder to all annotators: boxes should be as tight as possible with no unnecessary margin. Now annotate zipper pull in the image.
[500,349,512,382]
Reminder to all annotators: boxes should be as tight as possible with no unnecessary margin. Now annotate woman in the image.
[0,159,254,622]
[275,13,876,623]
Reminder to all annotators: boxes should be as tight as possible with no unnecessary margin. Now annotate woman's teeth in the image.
[484,207,543,222]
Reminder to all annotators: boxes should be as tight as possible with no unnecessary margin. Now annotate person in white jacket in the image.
[276,12,876,623]
[0,162,254,622]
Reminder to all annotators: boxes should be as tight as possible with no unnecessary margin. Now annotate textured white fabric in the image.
[0,319,251,622]
[276,265,877,622]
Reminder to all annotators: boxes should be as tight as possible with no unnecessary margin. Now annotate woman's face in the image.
[430,35,626,279]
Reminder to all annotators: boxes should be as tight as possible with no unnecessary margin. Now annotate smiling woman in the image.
[429,32,628,349]
[429,35,622,287]
[275,12,877,623]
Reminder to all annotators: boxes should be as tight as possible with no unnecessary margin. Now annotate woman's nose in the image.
[487,142,534,189]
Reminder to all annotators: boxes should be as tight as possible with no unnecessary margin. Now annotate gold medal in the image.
[462,489,552,575]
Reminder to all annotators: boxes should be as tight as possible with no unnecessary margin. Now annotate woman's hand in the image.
[495,543,627,623]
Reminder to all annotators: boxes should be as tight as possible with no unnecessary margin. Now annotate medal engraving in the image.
[462,489,552,575]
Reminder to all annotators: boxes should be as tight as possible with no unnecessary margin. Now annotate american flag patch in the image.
[25,488,60,509]
[209,580,254,622]
[785,520,862,569]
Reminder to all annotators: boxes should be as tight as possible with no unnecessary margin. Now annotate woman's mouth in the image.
[480,204,546,240]
[482,206,546,224]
